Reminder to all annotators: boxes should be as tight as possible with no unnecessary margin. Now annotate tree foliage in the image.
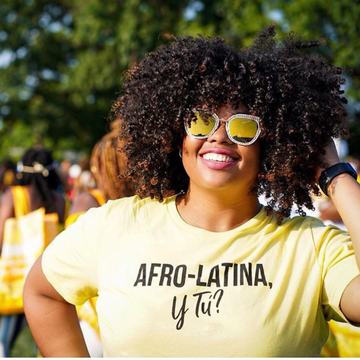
[0,0,359,161]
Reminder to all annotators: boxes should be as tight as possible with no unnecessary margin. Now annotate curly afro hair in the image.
[111,26,349,222]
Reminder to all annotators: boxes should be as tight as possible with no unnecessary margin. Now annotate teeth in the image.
[203,153,234,162]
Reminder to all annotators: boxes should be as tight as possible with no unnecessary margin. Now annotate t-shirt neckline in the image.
[164,194,268,237]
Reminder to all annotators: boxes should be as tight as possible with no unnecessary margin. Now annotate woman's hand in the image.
[315,138,341,184]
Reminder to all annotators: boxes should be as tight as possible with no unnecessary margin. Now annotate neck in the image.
[176,186,261,232]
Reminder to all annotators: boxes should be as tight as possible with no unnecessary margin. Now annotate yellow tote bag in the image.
[0,186,59,314]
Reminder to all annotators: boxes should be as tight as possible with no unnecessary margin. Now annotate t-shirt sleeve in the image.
[42,203,109,306]
[316,223,360,323]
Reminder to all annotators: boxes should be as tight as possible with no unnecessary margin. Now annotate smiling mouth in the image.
[202,153,235,162]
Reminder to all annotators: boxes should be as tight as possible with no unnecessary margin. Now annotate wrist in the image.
[318,162,357,197]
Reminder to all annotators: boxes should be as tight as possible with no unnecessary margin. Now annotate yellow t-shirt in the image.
[42,195,359,357]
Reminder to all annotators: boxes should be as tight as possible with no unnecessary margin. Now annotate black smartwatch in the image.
[318,162,357,197]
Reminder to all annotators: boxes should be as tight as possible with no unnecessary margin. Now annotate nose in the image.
[207,121,232,144]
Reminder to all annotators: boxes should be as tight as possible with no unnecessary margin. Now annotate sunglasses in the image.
[184,112,261,146]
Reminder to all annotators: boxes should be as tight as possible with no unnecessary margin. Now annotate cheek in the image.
[181,136,201,156]
[181,137,200,175]
[240,143,261,171]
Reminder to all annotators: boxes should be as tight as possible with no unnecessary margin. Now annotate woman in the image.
[0,147,67,357]
[0,159,15,200]
[23,27,360,357]
[66,119,133,226]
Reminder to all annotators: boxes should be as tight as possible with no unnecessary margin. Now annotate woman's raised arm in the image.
[318,139,360,323]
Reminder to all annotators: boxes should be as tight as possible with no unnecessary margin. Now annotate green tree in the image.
[264,0,360,156]
[0,0,191,160]
[0,0,359,160]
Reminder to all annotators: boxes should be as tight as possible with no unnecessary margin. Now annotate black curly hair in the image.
[16,147,62,213]
[111,26,349,222]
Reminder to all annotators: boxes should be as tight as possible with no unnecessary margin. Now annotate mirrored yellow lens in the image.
[188,113,216,137]
[229,117,258,143]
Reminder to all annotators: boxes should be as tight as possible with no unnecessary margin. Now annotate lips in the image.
[202,153,235,162]
[199,148,238,170]
[200,148,238,162]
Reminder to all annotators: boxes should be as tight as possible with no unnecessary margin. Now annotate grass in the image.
[10,324,38,357]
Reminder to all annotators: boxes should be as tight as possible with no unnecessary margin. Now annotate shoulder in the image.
[105,195,169,217]
[69,190,101,215]
[83,194,172,228]
[280,214,325,229]
[279,213,350,250]
[62,195,169,244]
[0,187,15,219]
[279,213,336,236]
[1,187,14,206]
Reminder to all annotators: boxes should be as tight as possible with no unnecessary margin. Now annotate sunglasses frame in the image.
[185,113,261,146]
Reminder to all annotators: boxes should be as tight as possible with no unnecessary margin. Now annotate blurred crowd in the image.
[0,120,133,357]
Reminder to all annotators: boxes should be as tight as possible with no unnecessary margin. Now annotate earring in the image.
[179,149,182,158]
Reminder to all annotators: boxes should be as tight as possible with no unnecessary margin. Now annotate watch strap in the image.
[318,162,357,197]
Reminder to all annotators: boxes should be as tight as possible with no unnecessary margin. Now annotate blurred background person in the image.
[0,147,68,357]
[0,160,16,201]
[66,119,133,225]
[65,120,133,357]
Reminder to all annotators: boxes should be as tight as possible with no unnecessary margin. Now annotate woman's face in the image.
[181,102,261,195]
